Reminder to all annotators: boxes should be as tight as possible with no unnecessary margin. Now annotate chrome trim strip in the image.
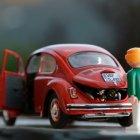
[66,103,132,111]
[81,112,130,119]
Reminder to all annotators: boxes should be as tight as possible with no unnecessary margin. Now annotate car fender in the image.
[42,78,74,115]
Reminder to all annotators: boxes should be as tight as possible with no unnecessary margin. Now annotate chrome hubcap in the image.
[50,99,60,122]
[3,110,9,121]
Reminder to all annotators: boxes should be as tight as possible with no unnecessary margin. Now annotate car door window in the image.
[39,54,56,74]
[5,54,24,74]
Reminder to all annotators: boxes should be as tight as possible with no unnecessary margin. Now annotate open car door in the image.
[0,50,25,110]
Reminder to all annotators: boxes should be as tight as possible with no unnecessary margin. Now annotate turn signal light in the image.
[68,87,78,99]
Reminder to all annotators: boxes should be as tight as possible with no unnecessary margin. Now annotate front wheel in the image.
[2,110,17,126]
[48,94,70,129]
[118,113,133,127]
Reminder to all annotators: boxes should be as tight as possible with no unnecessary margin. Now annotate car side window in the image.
[39,54,56,74]
[5,54,20,73]
[27,54,41,74]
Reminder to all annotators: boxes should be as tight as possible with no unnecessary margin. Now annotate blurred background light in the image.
[0,0,140,70]
[2,6,26,29]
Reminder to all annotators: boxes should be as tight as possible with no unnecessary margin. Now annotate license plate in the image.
[102,73,120,82]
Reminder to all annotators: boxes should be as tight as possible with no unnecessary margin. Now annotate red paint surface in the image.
[0,44,131,119]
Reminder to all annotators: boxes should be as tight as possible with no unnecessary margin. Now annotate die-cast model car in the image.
[0,44,132,128]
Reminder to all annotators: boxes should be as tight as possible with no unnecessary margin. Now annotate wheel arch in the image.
[41,79,74,117]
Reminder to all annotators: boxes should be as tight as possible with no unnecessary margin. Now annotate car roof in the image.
[32,44,112,57]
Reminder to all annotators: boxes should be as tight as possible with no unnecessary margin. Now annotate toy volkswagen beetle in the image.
[0,44,132,128]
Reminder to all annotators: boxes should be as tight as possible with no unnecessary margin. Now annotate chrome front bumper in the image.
[66,103,132,119]
[66,103,132,111]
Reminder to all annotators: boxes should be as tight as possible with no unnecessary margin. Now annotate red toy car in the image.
[0,44,132,128]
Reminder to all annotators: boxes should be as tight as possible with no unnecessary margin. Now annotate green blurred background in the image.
[0,0,140,71]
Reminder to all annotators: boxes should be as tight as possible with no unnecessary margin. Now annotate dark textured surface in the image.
[0,116,139,140]
[6,76,25,109]
[0,127,139,140]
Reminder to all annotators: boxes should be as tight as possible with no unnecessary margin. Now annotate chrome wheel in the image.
[48,93,70,128]
[3,110,9,121]
[50,99,60,122]
[2,110,16,126]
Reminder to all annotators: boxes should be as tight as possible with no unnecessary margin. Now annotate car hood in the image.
[73,67,126,88]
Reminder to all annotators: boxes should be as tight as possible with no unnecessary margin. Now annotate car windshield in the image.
[68,52,118,68]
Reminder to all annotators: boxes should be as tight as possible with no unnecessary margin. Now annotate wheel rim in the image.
[50,99,60,122]
[3,110,9,121]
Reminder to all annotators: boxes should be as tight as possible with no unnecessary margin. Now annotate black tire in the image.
[118,113,133,127]
[48,93,70,129]
[2,110,16,126]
